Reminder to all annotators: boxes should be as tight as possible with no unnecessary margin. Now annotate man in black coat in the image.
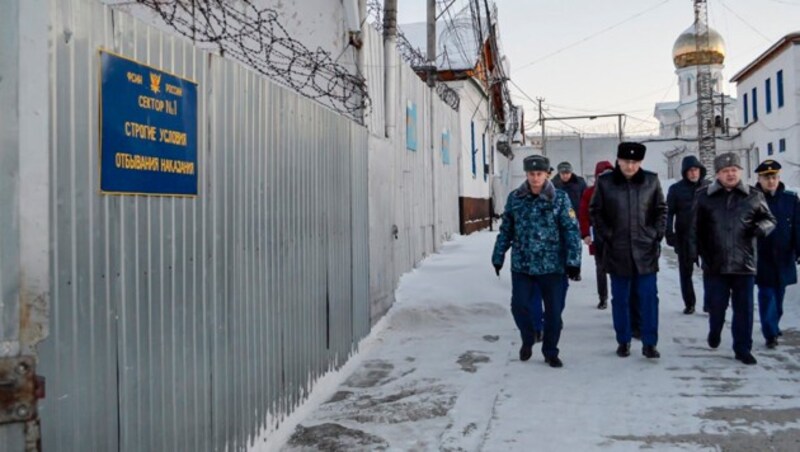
[590,142,667,359]
[666,155,708,314]
[688,152,776,365]
[754,160,800,348]
[552,161,587,211]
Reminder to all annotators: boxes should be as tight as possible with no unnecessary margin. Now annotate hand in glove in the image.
[493,264,502,277]
[566,266,581,281]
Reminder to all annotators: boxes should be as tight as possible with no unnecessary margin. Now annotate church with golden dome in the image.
[654,23,739,138]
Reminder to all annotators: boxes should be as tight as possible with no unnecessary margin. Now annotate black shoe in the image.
[766,338,779,349]
[642,345,661,359]
[545,356,563,368]
[534,330,544,343]
[707,332,721,349]
[683,306,695,315]
[616,343,631,357]
[519,344,533,362]
[631,328,642,340]
[778,330,783,337]
[597,300,608,310]
[735,352,757,365]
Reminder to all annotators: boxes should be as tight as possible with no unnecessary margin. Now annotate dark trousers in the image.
[757,284,786,341]
[705,274,754,355]
[677,252,697,309]
[610,273,659,346]
[511,272,565,358]
[593,252,608,301]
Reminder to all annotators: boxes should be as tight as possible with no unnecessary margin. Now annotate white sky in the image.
[398,0,800,136]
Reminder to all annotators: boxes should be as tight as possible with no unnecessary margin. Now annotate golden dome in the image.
[672,24,726,69]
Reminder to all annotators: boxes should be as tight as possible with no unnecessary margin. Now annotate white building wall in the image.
[737,45,800,185]
[454,80,493,200]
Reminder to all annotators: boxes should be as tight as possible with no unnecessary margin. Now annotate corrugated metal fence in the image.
[363,24,461,322]
[38,1,369,451]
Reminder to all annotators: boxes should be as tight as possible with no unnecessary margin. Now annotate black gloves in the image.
[493,264,502,276]
[665,233,676,248]
[566,266,581,281]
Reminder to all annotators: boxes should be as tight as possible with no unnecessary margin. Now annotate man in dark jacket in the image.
[666,155,708,314]
[754,160,800,348]
[590,142,667,359]
[493,155,582,368]
[552,161,587,211]
[579,160,614,309]
[688,152,776,365]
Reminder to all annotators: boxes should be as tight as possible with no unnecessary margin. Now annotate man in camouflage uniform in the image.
[492,155,582,368]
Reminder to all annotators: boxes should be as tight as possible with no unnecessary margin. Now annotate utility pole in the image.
[694,0,717,171]
[618,114,623,143]
[537,97,546,156]
[719,92,727,136]
[427,0,438,249]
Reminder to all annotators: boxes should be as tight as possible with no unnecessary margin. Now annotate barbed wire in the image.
[366,0,459,112]
[131,0,370,122]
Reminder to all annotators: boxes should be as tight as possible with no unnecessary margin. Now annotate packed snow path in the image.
[279,231,800,451]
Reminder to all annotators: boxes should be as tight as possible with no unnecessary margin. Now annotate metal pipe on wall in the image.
[384,0,398,139]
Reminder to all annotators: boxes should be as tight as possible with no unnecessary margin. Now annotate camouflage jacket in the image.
[492,181,582,275]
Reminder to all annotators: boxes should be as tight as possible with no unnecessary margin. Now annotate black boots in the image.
[642,345,661,359]
[707,332,721,349]
[683,305,695,315]
[616,343,631,357]
[735,352,757,365]
[519,344,533,362]
[597,298,608,310]
[766,338,779,349]
[545,356,563,368]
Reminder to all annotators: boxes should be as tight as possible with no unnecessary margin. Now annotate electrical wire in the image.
[514,0,673,71]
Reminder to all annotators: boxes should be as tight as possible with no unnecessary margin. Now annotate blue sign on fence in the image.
[100,50,198,196]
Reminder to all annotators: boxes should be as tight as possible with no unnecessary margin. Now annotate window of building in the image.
[768,142,774,156]
[752,87,759,121]
[686,77,692,96]
[743,93,749,124]
[777,70,785,108]
[482,133,487,182]
[779,138,786,153]
[766,78,772,114]
[471,121,476,176]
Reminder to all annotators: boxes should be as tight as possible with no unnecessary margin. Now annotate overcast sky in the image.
[397,0,800,136]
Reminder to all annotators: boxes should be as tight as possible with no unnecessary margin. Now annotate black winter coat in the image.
[756,183,800,287]
[589,166,667,277]
[688,180,776,275]
[552,173,587,211]
[666,155,708,255]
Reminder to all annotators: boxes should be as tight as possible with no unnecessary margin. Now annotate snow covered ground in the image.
[272,231,800,451]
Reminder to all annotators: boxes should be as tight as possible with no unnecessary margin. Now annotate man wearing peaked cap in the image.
[493,154,582,368]
[754,159,800,350]
[590,141,667,359]
[688,152,776,365]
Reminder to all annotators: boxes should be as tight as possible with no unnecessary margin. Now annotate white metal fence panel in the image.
[38,1,370,451]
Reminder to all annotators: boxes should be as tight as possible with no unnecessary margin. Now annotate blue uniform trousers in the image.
[757,284,786,341]
[511,272,565,358]
[705,274,755,355]
[610,273,659,346]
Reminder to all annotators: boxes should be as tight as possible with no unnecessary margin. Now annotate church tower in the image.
[655,24,738,138]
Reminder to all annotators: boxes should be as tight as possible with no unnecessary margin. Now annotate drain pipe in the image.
[383,0,397,139]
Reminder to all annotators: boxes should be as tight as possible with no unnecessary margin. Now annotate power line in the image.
[716,0,774,43]
[514,0,673,71]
